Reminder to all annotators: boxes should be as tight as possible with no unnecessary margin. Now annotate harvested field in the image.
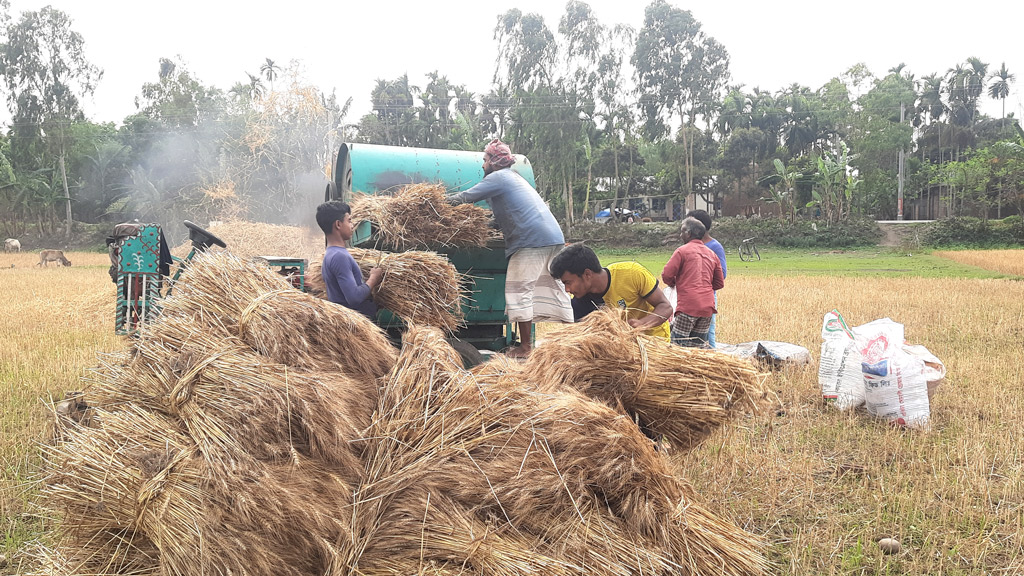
[2,248,1023,575]
[933,248,1024,276]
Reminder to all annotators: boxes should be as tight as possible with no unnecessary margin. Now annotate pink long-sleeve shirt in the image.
[661,239,724,317]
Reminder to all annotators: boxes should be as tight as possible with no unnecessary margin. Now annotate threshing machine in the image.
[108,221,306,335]
[325,142,538,356]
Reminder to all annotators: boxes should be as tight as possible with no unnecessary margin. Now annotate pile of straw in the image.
[349,183,492,250]
[306,247,465,332]
[342,325,769,575]
[35,250,770,576]
[171,220,323,261]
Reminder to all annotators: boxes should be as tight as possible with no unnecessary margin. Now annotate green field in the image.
[595,246,1017,279]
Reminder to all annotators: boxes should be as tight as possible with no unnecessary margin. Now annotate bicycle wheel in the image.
[752,244,761,261]
[739,245,750,262]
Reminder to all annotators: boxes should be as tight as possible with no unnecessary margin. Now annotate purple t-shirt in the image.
[322,246,377,319]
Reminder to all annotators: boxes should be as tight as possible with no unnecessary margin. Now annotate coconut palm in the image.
[260,58,279,94]
[917,73,945,125]
[950,57,988,127]
[965,57,989,101]
[780,83,819,157]
[246,73,265,101]
[987,62,1015,123]
[716,87,751,138]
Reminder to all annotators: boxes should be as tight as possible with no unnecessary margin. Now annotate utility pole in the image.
[897,101,905,220]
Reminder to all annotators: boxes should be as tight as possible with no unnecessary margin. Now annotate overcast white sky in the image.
[6,0,1024,126]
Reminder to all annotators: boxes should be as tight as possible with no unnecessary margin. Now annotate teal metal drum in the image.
[333,142,535,198]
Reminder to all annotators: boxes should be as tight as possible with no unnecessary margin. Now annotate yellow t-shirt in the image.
[600,261,671,341]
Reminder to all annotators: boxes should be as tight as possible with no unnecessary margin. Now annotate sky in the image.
[5,0,1024,127]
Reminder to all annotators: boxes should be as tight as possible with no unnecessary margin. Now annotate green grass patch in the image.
[594,247,1015,279]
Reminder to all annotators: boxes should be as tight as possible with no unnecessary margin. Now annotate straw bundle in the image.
[160,251,397,379]
[86,318,373,482]
[523,307,769,452]
[306,247,465,332]
[236,287,397,379]
[455,371,769,576]
[349,183,492,250]
[44,405,358,576]
[20,540,160,576]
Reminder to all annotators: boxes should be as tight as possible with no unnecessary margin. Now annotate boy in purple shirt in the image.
[316,201,382,319]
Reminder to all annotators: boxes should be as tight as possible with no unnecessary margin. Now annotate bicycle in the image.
[738,236,761,262]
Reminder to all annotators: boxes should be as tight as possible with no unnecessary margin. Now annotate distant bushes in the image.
[569,215,1024,250]
[713,217,881,249]
[922,216,1024,248]
[568,217,882,250]
[569,221,679,249]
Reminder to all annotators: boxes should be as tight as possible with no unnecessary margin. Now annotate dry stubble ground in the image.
[0,249,1022,575]
[933,249,1024,277]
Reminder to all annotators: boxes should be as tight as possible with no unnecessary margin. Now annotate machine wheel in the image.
[446,338,485,369]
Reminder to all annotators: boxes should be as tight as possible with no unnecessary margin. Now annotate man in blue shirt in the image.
[316,201,382,319]
[447,139,573,358]
[686,210,727,348]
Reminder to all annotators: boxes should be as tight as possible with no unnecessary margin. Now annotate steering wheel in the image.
[183,220,227,251]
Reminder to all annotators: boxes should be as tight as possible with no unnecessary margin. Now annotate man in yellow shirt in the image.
[549,243,673,341]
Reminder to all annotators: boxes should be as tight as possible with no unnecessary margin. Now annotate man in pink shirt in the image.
[661,217,725,347]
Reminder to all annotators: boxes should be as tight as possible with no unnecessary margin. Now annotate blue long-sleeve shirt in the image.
[705,238,728,278]
[322,246,377,319]
[451,169,564,258]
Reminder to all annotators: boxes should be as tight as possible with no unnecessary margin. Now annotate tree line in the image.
[0,0,1021,241]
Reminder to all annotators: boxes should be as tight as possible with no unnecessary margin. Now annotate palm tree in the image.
[780,83,818,157]
[715,87,751,138]
[750,87,782,150]
[246,73,265,101]
[987,62,1015,124]
[228,82,251,103]
[945,63,970,126]
[965,57,989,101]
[917,74,945,125]
[260,58,279,94]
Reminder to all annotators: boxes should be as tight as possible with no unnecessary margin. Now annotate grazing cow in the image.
[37,249,72,267]
[3,238,19,253]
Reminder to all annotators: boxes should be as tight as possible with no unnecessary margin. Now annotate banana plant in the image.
[808,144,858,225]
[761,158,800,223]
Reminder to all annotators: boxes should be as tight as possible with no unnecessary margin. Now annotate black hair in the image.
[686,209,712,232]
[316,201,351,235]
[549,243,602,278]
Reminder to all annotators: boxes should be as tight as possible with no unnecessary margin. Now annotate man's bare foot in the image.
[504,345,531,359]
